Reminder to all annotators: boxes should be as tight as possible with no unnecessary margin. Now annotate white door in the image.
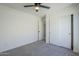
[38,19,44,40]
[50,15,71,49]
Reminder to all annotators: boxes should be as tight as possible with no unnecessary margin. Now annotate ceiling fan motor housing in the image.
[35,3,41,6]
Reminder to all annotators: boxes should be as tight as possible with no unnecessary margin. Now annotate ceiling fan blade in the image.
[24,5,33,7]
[40,5,50,9]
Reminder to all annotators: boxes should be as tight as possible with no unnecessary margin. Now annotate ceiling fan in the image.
[24,3,50,12]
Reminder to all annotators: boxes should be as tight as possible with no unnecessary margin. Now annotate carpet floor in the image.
[0,40,79,56]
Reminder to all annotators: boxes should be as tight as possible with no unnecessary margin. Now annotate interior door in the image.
[38,19,44,41]
[50,15,71,49]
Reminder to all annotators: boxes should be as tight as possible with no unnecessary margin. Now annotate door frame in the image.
[42,16,46,42]
[38,19,39,40]
[71,14,74,50]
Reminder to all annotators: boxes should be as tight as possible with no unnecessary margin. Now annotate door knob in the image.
[69,33,71,35]
[38,31,40,32]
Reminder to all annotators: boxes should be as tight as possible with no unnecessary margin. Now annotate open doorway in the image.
[42,16,46,42]
[38,16,46,42]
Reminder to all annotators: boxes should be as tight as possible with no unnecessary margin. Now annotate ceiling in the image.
[0,3,72,17]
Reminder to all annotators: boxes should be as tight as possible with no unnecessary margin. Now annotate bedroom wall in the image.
[73,4,79,53]
[0,5,41,52]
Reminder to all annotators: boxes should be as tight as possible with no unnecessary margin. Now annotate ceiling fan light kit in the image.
[34,6,39,12]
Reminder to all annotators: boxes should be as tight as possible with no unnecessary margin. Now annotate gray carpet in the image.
[0,40,79,56]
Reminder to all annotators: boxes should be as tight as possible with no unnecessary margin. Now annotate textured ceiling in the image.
[0,3,72,17]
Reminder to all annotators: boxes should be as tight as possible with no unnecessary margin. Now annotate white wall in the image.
[72,4,79,53]
[73,13,79,53]
[46,4,79,53]
[46,14,50,43]
[0,5,40,52]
